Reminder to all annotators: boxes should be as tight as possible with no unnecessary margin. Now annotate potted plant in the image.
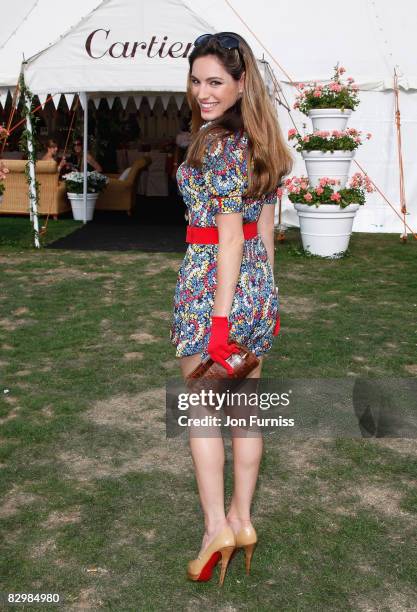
[283,173,375,257]
[63,171,108,221]
[288,128,372,188]
[294,64,360,131]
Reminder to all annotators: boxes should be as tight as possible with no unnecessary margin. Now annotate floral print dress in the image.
[170,128,279,359]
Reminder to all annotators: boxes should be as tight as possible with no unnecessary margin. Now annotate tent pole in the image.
[24,89,40,247]
[80,91,88,224]
[393,68,407,241]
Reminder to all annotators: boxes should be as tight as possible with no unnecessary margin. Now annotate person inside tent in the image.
[174,115,192,166]
[66,138,102,173]
[41,139,66,175]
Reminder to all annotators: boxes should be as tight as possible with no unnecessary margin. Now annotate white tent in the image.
[10,0,417,232]
[0,0,101,105]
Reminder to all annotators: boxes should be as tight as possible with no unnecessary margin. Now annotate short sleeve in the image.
[203,133,248,215]
[262,190,278,206]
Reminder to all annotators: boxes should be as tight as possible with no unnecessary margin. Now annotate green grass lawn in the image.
[0,222,416,611]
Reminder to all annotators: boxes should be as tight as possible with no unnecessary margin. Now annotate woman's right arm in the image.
[212,212,244,317]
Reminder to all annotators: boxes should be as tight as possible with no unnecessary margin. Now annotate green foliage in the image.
[288,183,365,207]
[62,171,109,195]
[299,89,359,113]
[291,132,359,152]
[18,73,41,247]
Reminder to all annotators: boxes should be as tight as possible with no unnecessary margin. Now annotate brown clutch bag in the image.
[187,341,259,381]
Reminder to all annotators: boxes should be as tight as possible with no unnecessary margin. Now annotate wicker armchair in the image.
[96,156,151,215]
[0,159,70,218]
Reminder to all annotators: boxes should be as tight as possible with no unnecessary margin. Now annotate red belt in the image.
[186,222,257,244]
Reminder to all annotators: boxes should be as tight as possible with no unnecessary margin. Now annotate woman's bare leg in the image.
[179,354,228,555]
[227,357,263,533]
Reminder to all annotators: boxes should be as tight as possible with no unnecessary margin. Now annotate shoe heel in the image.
[244,542,256,575]
[218,546,235,586]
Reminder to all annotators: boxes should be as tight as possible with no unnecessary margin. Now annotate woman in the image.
[66,139,102,173]
[41,139,66,174]
[170,32,293,585]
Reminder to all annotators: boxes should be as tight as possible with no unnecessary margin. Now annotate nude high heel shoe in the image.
[235,525,257,575]
[187,526,236,585]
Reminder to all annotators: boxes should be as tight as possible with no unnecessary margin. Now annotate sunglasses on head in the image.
[193,33,241,50]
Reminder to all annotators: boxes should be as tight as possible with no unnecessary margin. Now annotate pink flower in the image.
[365,176,375,192]
[300,182,308,190]
[313,90,322,97]
[330,192,341,202]
[329,83,342,92]
[299,83,305,90]
[338,66,346,74]
[366,132,372,139]
[319,177,329,187]
[315,186,324,195]
[349,172,362,188]
[347,77,354,83]
[314,130,330,138]
[304,192,313,202]
[302,136,310,143]
[288,128,297,139]
[293,102,300,109]
[277,187,284,199]
[351,84,359,91]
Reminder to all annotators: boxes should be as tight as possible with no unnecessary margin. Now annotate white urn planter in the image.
[302,150,355,188]
[308,108,352,132]
[294,203,360,258]
[68,193,98,221]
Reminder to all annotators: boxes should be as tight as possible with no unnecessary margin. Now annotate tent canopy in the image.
[0,0,101,95]
[22,0,417,94]
[23,0,235,94]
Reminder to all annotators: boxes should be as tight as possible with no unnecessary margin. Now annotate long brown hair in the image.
[185,32,293,197]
